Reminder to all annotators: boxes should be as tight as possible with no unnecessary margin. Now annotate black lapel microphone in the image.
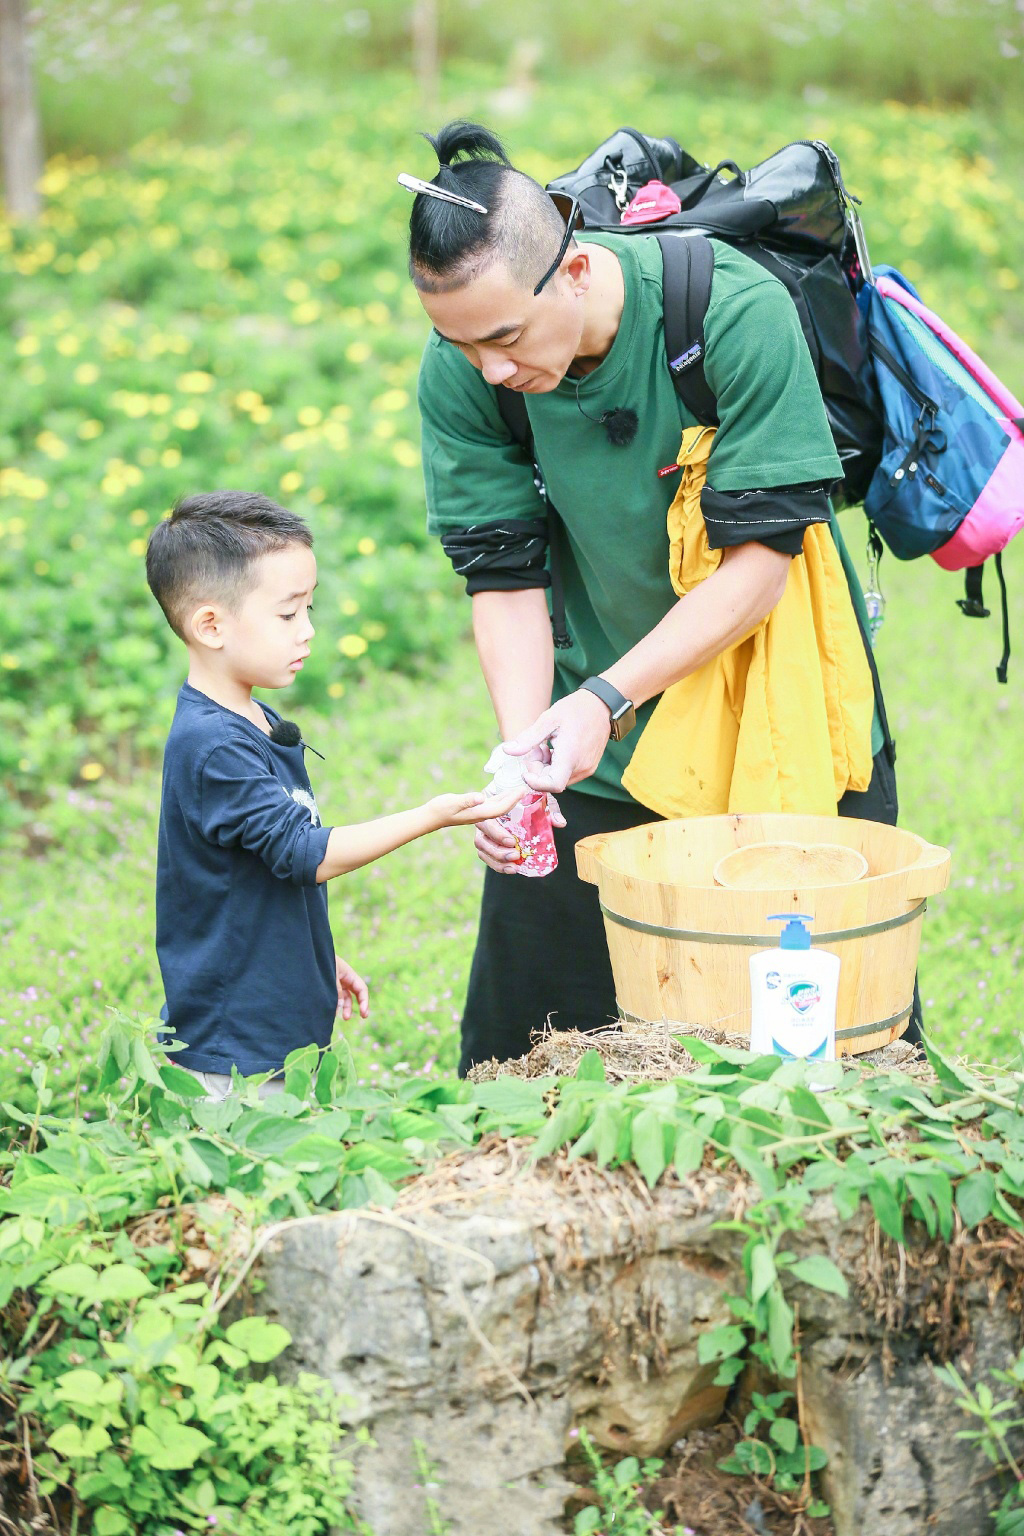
[269,719,325,760]
[572,374,639,446]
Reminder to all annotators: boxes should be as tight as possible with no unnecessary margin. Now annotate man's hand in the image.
[471,745,566,872]
[335,956,369,1021]
[503,689,612,795]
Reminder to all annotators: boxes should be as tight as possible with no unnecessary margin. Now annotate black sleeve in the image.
[439,518,551,596]
[700,482,836,557]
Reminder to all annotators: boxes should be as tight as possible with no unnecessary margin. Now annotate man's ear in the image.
[188,603,225,651]
[565,245,592,297]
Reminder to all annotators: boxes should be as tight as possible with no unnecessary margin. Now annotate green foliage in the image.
[572,1427,680,1536]
[936,1352,1024,1532]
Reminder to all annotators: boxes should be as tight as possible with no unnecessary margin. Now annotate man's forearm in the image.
[472,588,554,737]
[603,543,791,708]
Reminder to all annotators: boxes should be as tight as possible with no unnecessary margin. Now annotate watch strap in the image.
[580,675,632,721]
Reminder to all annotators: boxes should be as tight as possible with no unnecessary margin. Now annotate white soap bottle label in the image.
[748,914,840,1067]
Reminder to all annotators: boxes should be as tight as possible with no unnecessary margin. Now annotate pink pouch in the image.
[500,792,558,878]
[620,179,682,225]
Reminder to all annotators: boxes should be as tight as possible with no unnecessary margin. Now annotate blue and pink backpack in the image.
[862,267,1024,681]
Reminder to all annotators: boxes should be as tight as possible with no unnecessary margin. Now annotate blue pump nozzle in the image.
[767,913,813,950]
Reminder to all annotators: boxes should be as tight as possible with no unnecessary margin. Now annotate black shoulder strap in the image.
[655,232,719,427]
[494,385,572,649]
[495,384,531,453]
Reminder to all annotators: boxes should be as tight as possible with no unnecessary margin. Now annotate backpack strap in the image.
[956,559,1011,683]
[494,386,572,649]
[655,232,719,427]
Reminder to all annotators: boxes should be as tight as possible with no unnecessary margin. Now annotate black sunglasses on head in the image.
[534,191,585,296]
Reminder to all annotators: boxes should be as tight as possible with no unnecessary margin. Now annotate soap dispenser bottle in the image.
[749,914,839,1062]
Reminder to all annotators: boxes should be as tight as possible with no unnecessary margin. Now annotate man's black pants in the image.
[458,744,921,1076]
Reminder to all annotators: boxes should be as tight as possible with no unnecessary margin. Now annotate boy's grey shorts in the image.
[183,1067,285,1102]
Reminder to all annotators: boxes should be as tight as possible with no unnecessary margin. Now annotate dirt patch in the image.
[564,1419,836,1536]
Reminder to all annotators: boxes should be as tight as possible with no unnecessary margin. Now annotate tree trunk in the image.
[411,0,439,121]
[0,0,44,221]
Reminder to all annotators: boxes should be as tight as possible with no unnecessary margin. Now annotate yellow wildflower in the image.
[338,633,368,659]
[80,761,105,781]
[74,362,100,385]
[357,537,376,556]
[177,370,215,393]
[372,389,408,413]
[173,408,200,430]
[280,471,303,493]
[327,681,346,699]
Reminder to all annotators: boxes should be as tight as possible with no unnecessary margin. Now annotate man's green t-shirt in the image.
[418,232,880,798]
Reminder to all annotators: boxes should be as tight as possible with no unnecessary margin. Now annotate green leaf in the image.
[750,1242,777,1303]
[95,1264,154,1302]
[769,1416,799,1454]
[787,1084,832,1129]
[158,1064,207,1099]
[94,1509,131,1536]
[131,1421,214,1470]
[315,1051,339,1105]
[575,1049,606,1082]
[40,1262,101,1299]
[574,1509,601,1534]
[766,1284,795,1378]
[956,1169,996,1227]
[630,1108,668,1188]
[225,1316,292,1363]
[730,1142,779,1197]
[612,1455,640,1487]
[788,1254,849,1298]
[714,1356,746,1387]
[239,1115,314,1156]
[868,1179,904,1241]
[47,1423,85,1457]
[673,1126,705,1177]
[922,1040,982,1100]
[697,1324,747,1365]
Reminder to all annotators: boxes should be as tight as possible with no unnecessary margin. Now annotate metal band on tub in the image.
[598,902,926,946]
[618,1002,914,1042]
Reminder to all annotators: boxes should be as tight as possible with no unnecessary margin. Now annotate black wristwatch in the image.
[579,676,637,742]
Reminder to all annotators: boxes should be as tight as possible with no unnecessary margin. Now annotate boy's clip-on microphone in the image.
[269,719,325,760]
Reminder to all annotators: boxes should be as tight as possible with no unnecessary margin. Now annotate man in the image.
[404,119,910,1075]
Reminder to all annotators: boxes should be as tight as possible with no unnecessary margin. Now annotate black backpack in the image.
[495,129,885,648]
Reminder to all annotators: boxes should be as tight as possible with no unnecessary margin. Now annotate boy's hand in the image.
[335,956,369,1021]
[427,785,524,829]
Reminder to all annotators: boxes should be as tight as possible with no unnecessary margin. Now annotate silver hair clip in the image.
[397,172,488,215]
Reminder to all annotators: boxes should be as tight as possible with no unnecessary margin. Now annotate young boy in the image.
[145,490,520,1098]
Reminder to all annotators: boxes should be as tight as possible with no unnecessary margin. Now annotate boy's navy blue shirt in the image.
[156,682,336,1075]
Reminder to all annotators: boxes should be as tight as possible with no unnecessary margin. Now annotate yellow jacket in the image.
[621,426,874,819]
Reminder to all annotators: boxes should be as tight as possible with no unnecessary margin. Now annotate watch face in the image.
[610,704,637,741]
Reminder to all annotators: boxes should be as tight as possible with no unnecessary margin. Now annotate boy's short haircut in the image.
[146,490,313,640]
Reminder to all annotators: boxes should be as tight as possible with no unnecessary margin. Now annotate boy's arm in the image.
[314,787,522,882]
[199,739,522,887]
